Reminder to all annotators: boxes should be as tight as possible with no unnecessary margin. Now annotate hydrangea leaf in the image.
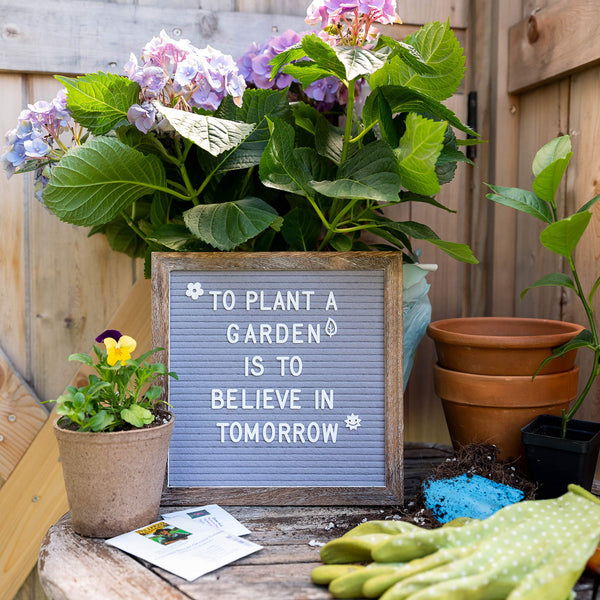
[183,197,279,250]
[370,21,465,100]
[281,207,322,251]
[396,113,446,196]
[310,141,402,203]
[334,46,391,81]
[215,89,293,171]
[363,86,475,136]
[157,104,255,157]
[300,34,347,81]
[56,72,140,135]
[43,137,166,227]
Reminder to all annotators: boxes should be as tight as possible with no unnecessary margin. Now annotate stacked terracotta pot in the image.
[426,317,583,464]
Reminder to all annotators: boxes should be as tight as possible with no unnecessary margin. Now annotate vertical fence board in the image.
[489,0,522,316]
[27,76,138,402]
[513,81,569,319]
[564,66,600,423]
[0,74,28,379]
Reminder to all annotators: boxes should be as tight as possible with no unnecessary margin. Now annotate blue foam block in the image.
[423,474,525,523]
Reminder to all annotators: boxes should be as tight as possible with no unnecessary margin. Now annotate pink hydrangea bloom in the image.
[306,0,399,27]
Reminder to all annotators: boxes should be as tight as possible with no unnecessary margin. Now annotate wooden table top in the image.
[36,444,600,599]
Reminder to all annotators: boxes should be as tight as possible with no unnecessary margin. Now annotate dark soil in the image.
[399,443,536,529]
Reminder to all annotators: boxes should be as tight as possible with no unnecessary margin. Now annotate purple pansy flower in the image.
[95,329,123,344]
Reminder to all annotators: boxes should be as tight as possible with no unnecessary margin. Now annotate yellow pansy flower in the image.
[104,335,137,366]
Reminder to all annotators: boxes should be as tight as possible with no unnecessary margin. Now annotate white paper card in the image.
[105,516,262,581]
[161,504,251,536]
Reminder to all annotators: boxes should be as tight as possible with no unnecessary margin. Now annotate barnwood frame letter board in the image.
[152,252,403,505]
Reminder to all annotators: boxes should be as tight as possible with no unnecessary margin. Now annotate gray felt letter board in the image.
[152,252,403,505]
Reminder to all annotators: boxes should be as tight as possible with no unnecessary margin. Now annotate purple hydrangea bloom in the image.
[237,30,302,90]
[127,102,157,134]
[126,31,246,114]
[305,76,342,104]
[306,0,399,27]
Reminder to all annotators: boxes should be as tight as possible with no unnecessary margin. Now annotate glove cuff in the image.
[568,484,600,506]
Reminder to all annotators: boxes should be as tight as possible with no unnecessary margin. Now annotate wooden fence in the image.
[1,0,599,598]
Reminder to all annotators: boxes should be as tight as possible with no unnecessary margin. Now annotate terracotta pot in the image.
[54,413,174,538]
[427,317,583,375]
[433,365,579,462]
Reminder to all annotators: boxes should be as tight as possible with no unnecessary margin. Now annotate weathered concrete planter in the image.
[53,412,174,538]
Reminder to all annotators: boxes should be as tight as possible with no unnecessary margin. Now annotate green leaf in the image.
[183,197,279,250]
[428,239,479,263]
[370,22,465,100]
[281,207,322,251]
[520,272,577,301]
[157,104,255,156]
[68,353,93,366]
[534,330,595,375]
[301,34,347,81]
[121,404,154,428]
[259,118,311,195]
[532,155,572,206]
[374,36,435,75]
[144,386,163,401]
[396,113,446,196]
[282,62,339,88]
[57,72,140,135]
[539,211,592,258]
[310,141,401,203]
[532,135,572,177]
[105,217,147,258]
[87,411,115,432]
[150,192,172,228]
[577,192,600,214]
[216,89,293,171]
[485,184,553,223]
[363,86,475,136]
[335,45,391,81]
[269,43,309,80]
[589,275,600,305]
[329,234,353,252]
[148,224,204,251]
[43,138,166,227]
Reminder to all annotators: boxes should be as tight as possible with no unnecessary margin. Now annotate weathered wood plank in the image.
[0,278,151,600]
[0,74,28,379]
[236,0,469,28]
[39,517,189,600]
[490,0,522,317]
[513,81,569,320]
[0,345,47,481]
[564,66,600,430]
[28,76,138,401]
[0,1,308,75]
[508,0,600,93]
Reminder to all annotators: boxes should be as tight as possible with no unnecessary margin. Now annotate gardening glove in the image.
[314,485,600,600]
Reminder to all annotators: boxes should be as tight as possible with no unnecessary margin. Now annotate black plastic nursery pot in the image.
[521,414,600,499]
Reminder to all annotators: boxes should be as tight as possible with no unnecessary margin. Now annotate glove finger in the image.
[329,565,404,599]
[363,547,471,598]
[344,521,423,537]
[321,533,394,563]
[381,572,512,600]
[311,564,365,586]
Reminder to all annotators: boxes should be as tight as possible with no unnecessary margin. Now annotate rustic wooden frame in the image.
[152,252,403,505]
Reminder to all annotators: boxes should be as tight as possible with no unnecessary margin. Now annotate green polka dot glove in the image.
[312,485,600,599]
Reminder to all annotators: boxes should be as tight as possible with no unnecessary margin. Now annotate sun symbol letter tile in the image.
[345,413,361,431]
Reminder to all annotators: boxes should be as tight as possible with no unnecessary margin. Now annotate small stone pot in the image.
[53,412,174,538]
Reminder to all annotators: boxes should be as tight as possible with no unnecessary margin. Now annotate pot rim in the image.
[427,317,584,349]
[53,410,174,441]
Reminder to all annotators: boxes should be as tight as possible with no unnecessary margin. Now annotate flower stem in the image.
[340,79,356,165]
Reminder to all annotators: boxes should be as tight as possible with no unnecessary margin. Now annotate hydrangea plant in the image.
[2,0,478,273]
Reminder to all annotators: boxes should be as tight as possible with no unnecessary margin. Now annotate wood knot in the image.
[2,24,21,39]
[527,15,539,44]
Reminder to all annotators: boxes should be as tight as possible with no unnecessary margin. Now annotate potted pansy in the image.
[49,330,178,537]
[2,0,477,386]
